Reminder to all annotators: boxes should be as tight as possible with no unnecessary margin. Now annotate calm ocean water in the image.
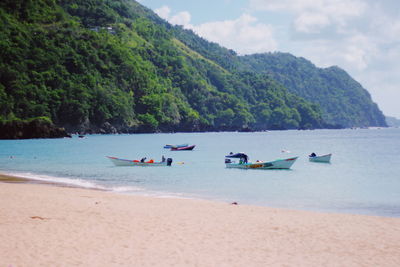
[1,128,399,217]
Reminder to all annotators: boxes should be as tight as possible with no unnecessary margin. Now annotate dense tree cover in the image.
[240,53,387,127]
[0,0,376,135]
[1,0,200,133]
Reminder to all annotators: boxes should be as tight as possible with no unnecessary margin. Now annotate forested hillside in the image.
[0,0,385,136]
[240,53,387,128]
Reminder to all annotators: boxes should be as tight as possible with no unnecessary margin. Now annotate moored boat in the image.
[170,145,195,151]
[225,153,298,169]
[107,156,173,166]
[309,153,332,163]
[164,143,189,149]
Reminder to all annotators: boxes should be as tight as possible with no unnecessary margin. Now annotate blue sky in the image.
[139,0,400,118]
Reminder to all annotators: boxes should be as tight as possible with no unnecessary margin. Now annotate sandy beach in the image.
[1,178,399,266]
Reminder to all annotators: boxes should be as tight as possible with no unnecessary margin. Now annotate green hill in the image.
[239,53,387,128]
[0,0,385,136]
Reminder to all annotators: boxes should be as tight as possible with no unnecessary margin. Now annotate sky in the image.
[138,0,400,118]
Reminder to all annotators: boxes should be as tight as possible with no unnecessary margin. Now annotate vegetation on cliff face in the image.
[0,0,385,136]
[240,53,387,128]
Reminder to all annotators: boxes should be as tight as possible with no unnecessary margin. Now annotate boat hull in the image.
[309,154,331,163]
[107,156,171,166]
[164,144,188,149]
[170,145,195,151]
[226,157,298,169]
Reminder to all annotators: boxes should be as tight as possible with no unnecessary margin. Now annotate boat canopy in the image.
[225,152,248,159]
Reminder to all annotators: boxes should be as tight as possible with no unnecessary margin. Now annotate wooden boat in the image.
[225,153,298,169]
[107,156,172,166]
[163,143,188,149]
[170,145,195,151]
[309,153,332,163]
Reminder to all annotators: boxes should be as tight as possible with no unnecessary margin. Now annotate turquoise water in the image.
[1,128,399,217]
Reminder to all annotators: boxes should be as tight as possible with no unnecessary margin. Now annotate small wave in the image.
[2,171,108,190]
[128,190,201,201]
[2,171,206,202]
[110,186,145,193]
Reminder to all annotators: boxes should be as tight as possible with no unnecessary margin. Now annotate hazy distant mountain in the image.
[386,116,400,127]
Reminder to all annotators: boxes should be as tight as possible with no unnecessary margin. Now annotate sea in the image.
[1,128,399,217]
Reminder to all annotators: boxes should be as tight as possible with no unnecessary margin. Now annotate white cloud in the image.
[170,11,192,27]
[154,5,171,20]
[194,14,277,54]
[250,0,321,11]
[250,0,366,34]
[294,12,330,33]
[369,10,400,44]
[156,7,278,54]
[249,0,366,15]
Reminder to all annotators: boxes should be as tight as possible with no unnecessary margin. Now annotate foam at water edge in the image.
[124,189,206,201]
[2,171,238,206]
[2,171,108,190]
[110,186,145,193]
[2,171,220,203]
[2,171,149,194]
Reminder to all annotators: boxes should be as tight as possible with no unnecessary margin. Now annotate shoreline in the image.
[1,172,399,219]
[0,172,107,190]
[1,176,400,266]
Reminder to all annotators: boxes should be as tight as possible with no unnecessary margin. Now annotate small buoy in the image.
[231,202,238,205]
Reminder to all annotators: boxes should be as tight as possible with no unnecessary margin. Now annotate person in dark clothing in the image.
[310,152,316,157]
[140,157,146,162]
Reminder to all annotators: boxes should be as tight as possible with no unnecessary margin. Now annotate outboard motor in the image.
[167,158,173,166]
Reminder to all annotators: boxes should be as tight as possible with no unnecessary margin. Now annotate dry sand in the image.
[0,179,399,266]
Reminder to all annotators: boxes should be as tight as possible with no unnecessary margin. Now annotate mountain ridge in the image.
[239,52,386,128]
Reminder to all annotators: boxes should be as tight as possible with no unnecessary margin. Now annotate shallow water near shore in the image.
[1,128,399,217]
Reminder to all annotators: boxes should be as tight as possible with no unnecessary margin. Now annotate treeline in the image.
[0,0,383,137]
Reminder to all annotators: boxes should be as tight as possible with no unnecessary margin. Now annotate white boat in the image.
[107,156,172,166]
[309,153,332,163]
[225,153,298,169]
